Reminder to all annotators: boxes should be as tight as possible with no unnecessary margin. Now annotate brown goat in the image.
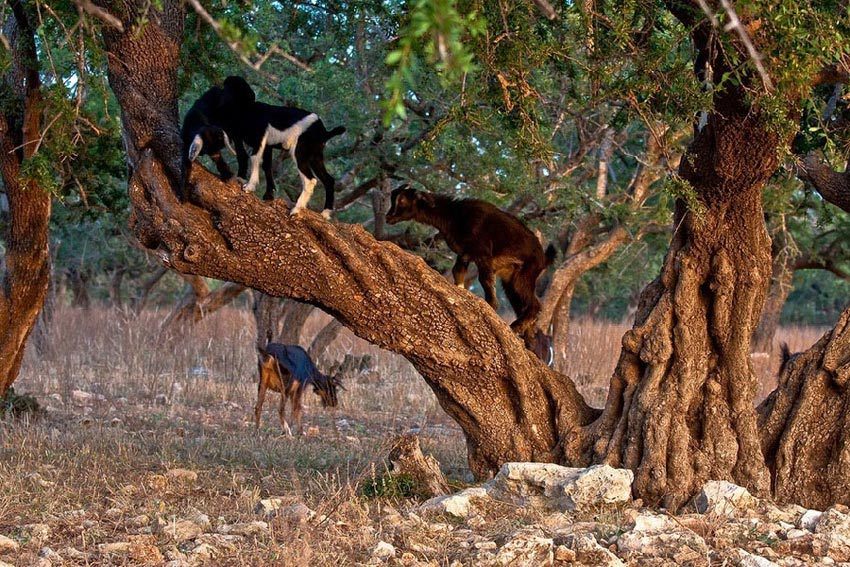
[255,343,341,434]
[387,187,556,345]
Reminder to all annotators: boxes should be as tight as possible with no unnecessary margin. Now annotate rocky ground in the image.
[0,308,835,565]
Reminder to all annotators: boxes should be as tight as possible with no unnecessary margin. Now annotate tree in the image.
[36,0,850,510]
[0,2,52,397]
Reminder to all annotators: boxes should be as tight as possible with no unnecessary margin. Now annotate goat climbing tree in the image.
[97,0,850,509]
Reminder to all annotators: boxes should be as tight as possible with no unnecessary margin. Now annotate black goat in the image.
[221,76,346,216]
[387,187,556,346]
[255,341,342,434]
[181,86,237,189]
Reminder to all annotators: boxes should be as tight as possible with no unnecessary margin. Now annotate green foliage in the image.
[0,387,41,419]
[361,472,417,499]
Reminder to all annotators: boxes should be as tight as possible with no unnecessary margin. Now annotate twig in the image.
[697,0,773,92]
[74,0,124,31]
[184,0,310,78]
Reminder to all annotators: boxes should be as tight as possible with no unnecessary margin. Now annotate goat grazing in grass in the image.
[181,85,237,190]
[221,76,346,216]
[255,340,342,434]
[387,186,556,347]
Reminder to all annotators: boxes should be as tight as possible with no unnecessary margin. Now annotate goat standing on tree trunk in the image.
[222,76,346,216]
[255,338,342,435]
[386,186,556,348]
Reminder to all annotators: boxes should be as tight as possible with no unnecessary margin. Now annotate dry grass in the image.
[0,305,830,565]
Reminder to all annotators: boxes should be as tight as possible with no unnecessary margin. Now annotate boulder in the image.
[693,480,758,516]
[218,521,268,537]
[813,507,850,562]
[495,528,553,566]
[488,463,632,512]
[420,487,490,519]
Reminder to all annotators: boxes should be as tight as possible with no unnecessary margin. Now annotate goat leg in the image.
[452,256,470,288]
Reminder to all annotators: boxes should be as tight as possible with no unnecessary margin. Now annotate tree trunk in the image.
[588,80,783,507]
[110,267,126,308]
[0,2,52,396]
[751,253,795,355]
[162,274,246,327]
[131,265,168,313]
[308,318,345,368]
[66,268,91,310]
[279,300,314,344]
[759,306,850,508]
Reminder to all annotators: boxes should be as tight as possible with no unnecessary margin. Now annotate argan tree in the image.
[0,2,52,397]
[42,0,850,510]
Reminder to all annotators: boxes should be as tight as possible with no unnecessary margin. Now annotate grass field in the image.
[0,306,827,565]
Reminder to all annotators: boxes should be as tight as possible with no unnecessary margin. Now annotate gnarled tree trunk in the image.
[585,61,784,507]
[0,2,52,397]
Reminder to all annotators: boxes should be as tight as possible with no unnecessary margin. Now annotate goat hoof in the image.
[321,209,333,220]
[241,183,255,193]
[290,206,306,217]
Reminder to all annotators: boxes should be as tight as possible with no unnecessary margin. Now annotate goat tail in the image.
[324,125,346,142]
[544,243,558,267]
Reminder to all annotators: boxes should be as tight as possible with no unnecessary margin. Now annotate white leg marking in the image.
[242,131,268,193]
[291,175,317,215]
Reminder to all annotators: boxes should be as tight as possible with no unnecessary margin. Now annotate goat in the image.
[221,76,346,217]
[181,85,237,189]
[255,341,342,435]
[386,187,556,347]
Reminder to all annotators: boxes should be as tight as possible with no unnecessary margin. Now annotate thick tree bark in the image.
[0,2,52,397]
[102,0,598,477]
[759,307,850,508]
[586,76,784,507]
[758,143,850,507]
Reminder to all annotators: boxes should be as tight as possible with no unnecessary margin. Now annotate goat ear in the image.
[188,134,203,161]
[223,133,236,156]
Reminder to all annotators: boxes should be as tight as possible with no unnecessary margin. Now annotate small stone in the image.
[399,551,417,566]
[190,542,218,560]
[99,541,133,554]
[738,549,780,567]
[787,529,809,539]
[59,546,87,560]
[693,480,758,516]
[163,519,204,543]
[0,535,19,553]
[146,474,168,491]
[39,547,62,561]
[218,521,268,537]
[280,502,315,524]
[800,510,823,532]
[372,541,396,560]
[165,468,198,483]
[554,544,576,562]
[420,487,490,519]
[495,529,553,566]
[474,541,497,550]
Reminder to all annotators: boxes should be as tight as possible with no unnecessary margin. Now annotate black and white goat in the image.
[222,76,346,217]
[181,85,237,188]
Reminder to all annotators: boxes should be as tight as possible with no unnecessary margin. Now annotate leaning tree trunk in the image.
[0,2,52,397]
[586,81,784,508]
[100,0,599,476]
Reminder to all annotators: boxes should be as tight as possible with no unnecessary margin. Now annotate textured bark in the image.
[585,72,783,508]
[162,274,246,327]
[388,434,450,498]
[759,307,850,508]
[0,2,52,396]
[102,1,598,476]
